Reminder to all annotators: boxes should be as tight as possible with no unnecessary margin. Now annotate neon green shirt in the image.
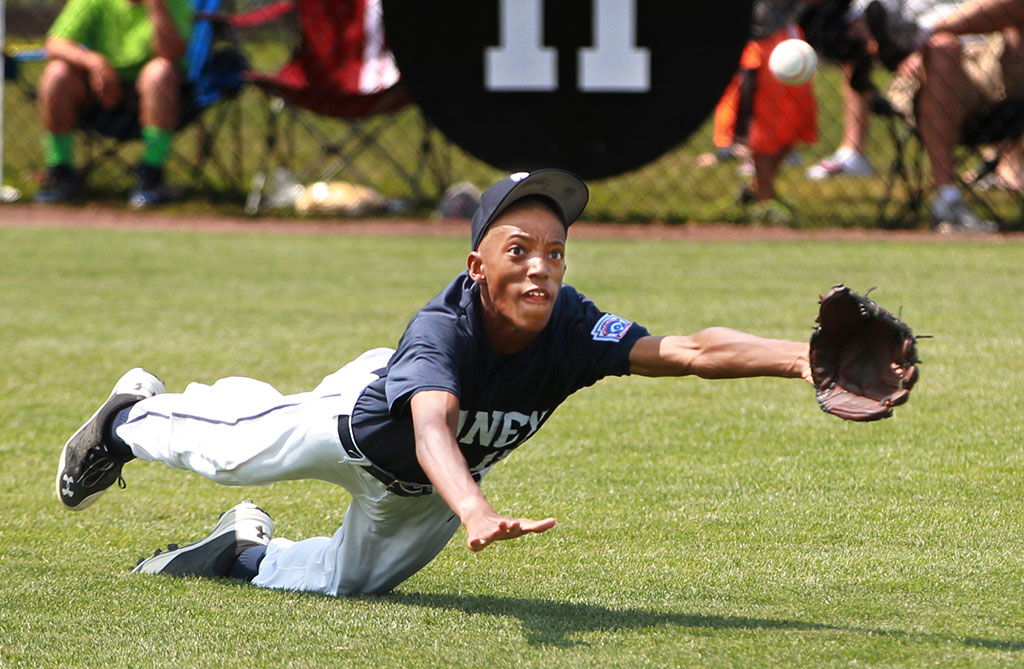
[48,0,194,81]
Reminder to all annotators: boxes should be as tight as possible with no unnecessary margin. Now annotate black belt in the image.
[337,414,437,497]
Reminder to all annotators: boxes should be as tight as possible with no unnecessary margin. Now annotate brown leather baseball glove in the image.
[810,285,920,421]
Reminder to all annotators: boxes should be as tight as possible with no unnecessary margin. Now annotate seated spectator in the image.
[710,0,819,225]
[868,0,1023,232]
[801,0,878,180]
[35,0,193,207]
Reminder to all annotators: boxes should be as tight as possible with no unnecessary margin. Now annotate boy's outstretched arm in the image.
[629,329,812,382]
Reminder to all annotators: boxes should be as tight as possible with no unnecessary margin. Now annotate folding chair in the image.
[4,0,247,198]
[955,97,1024,225]
[874,97,928,227]
[876,95,1024,229]
[175,0,251,193]
[218,0,443,213]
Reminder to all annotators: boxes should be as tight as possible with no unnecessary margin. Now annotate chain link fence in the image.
[3,0,1022,228]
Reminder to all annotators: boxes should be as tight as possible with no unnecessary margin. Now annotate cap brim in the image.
[490,169,589,228]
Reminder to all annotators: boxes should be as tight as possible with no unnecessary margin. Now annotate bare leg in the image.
[993,27,1024,187]
[839,63,871,153]
[753,152,784,200]
[915,32,1000,232]
[916,33,969,189]
[37,60,89,133]
[136,57,180,130]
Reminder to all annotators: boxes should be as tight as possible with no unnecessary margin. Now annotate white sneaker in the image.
[930,197,999,234]
[132,501,274,578]
[56,368,165,510]
[806,149,875,180]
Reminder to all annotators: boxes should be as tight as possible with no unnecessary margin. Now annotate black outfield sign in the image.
[383,0,753,179]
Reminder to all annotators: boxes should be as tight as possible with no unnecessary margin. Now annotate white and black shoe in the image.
[56,368,165,510]
[930,196,999,234]
[132,501,274,578]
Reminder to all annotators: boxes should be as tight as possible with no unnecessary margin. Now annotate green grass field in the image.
[2,225,1023,667]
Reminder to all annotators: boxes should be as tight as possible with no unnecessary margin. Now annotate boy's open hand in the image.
[463,511,556,552]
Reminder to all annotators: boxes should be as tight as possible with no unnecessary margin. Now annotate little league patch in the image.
[591,314,632,342]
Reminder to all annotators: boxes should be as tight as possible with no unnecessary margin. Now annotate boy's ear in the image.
[467,250,485,283]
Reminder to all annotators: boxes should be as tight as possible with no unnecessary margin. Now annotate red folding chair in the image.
[219,0,442,212]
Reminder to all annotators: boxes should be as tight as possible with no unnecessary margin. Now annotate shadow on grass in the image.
[384,591,1024,651]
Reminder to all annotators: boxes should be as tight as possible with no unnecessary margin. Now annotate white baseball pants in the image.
[116,348,462,596]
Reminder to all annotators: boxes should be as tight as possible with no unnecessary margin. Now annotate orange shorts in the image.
[713,26,818,155]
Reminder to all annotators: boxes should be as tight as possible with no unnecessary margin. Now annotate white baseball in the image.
[768,39,818,85]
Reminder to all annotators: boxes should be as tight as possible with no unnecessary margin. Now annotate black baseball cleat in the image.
[131,501,274,578]
[56,368,165,510]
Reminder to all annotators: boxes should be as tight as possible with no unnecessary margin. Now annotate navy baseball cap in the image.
[470,169,589,250]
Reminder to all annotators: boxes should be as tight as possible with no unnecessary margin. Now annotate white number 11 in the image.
[485,0,651,92]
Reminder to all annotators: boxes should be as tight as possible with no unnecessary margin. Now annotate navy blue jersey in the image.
[350,271,649,484]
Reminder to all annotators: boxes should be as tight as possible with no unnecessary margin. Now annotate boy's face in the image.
[469,200,567,352]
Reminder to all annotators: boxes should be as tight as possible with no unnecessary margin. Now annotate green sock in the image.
[43,133,73,168]
[140,126,174,168]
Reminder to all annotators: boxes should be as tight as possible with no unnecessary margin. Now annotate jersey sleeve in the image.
[384,320,465,419]
[559,287,649,390]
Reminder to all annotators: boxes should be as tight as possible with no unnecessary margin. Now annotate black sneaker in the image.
[866,1,921,71]
[34,164,80,204]
[132,501,274,578]
[56,368,165,510]
[129,164,173,208]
